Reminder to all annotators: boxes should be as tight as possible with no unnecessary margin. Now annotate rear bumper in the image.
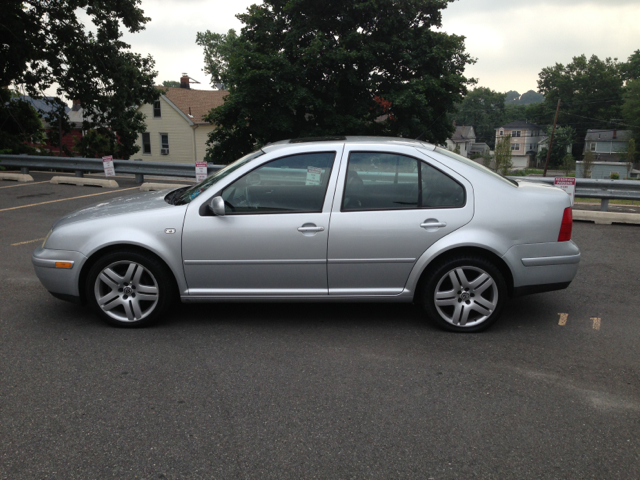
[503,240,580,294]
[32,247,86,299]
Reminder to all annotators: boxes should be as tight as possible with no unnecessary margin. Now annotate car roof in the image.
[262,136,437,153]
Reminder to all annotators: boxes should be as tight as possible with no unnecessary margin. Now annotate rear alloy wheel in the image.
[86,251,174,327]
[423,256,506,332]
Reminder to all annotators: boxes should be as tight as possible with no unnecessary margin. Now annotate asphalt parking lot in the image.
[1,172,639,479]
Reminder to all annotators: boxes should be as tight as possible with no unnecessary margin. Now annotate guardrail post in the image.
[133,158,143,184]
[600,199,609,212]
[20,167,29,174]
[75,170,84,178]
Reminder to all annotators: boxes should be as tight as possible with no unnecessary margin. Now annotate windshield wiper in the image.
[164,186,189,205]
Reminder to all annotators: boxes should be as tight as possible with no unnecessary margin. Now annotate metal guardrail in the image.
[0,154,224,184]
[1,155,639,212]
[510,176,640,211]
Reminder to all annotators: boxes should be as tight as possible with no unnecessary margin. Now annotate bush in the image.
[610,172,620,179]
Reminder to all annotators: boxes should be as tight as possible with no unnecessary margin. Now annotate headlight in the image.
[42,229,52,248]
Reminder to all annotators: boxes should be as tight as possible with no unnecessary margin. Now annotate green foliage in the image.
[162,81,181,88]
[610,172,620,179]
[537,54,624,157]
[453,143,461,154]
[74,129,112,158]
[561,153,575,176]
[504,90,544,105]
[1,0,159,159]
[494,134,512,175]
[0,89,44,154]
[625,138,636,175]
[199,0,475,163]
[582,150,595,178]
[481,151,492,168]
[622,79,640,165]
[452,87,505,148]
[536,125,575,168]
[621,50,640,81]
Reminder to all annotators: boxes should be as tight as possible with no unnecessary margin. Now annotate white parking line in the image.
[0,187,138,213]
[12,238,46,246]
[0,180,50,190]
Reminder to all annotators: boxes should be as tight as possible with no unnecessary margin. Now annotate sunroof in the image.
[289,136,346,143]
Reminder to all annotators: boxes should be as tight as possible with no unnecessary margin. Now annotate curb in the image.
[573,210,640,225]
[0,173,34,183]
[140,183,189,192]
[50,176,119,188]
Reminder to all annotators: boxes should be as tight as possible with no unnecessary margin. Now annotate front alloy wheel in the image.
[86,250,175,327]
[94,260,159,323]
[424,256,506,332]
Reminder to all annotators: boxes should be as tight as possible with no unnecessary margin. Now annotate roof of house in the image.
[16,96,70,114]
[160,87,228,124]
[450,125,475,141]
[496,120,543,130]
[585,129,632,142]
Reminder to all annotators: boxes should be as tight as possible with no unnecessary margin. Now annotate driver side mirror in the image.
[209,196,225,216]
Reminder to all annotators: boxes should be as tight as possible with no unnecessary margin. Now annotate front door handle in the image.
[298,224,325,233]
[420,220,447,229]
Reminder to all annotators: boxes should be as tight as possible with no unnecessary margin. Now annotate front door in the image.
[182,151,338,297]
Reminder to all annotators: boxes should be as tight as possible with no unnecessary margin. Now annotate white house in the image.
[495,120,545,169]
[135,75,228,164]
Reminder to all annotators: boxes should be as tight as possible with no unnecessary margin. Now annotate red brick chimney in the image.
[180,73,190,89]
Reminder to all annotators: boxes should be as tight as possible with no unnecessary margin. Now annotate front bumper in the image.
[502,240,580,295]
[32,247,87,300]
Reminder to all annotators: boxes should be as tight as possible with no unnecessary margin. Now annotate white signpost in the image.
[102,155,115,177]
[195,161,208,182]
[554,177,576,206]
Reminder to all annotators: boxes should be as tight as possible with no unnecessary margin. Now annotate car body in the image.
[32,137,580,331]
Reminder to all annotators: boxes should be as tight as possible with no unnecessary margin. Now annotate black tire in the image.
[422,256,507,333]
[85,249,176,327]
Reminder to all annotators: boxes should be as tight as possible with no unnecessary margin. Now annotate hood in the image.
[52,189,178,229]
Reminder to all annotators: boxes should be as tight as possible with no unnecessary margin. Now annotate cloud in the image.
[442,0,640,93]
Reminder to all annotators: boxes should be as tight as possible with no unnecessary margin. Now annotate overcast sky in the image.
[121,0,640,95]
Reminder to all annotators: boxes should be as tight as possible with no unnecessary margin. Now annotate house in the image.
[583,129,633,162]
[576,161,639,179]
[135,74,228,164]
[469,142,490,157]
[445,126,476,158]
[495,120,545,169]
[17,96,83,154]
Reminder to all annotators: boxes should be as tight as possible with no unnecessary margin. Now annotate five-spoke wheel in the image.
[423,256,506,332]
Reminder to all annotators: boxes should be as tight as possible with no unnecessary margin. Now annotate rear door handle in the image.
[420,220,447,229]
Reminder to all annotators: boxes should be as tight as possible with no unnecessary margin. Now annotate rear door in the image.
[327,145,474,296]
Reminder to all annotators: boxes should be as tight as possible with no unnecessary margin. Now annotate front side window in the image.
[221,152,335,214]
[160,134,169,149]
[512,130,521,137]
[142,132,151,154]
[511,144,520,151]
[342,152,464,211]
[153,100,161,118]
[590,143,596,151]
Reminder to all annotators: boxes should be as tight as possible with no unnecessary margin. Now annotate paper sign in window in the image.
[306,166,322,185]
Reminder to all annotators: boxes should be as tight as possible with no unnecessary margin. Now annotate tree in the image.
[536,125,576,168]
[621,50,640,81]
[581,150,595,178]
[494,134,512,175]
[561,154,575,176]
[199,0,475,163]
[452,87,505,148]
[537,55,624,157]
[162,80,181,88]
[625,138,636,177]
[622,78,640,166]
[1,0,160,159]
[0,89,44,154]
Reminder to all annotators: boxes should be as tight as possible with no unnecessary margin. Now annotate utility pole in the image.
[543,99,561,177]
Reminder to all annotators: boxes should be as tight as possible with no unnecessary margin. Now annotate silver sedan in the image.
[32,137,580,332]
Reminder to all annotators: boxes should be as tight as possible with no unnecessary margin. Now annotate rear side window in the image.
[222,152,335,214]
[342,152,464,211]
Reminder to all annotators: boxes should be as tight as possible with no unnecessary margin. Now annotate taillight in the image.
[558,207,573,242]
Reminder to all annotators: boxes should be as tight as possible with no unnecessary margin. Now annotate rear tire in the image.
[86,250,175,327]
[422,256,506,333]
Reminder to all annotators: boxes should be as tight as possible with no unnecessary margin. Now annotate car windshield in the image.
[433,147,518,187]
[174,149,265,205]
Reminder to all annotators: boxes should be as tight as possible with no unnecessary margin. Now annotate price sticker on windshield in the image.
[306,166,322,185]
[554,177,576,206]
[195,161,208,182]
[102,155,115,177]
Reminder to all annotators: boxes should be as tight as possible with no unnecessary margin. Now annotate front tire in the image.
[86,250,175,327]
[423,256,507,333]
